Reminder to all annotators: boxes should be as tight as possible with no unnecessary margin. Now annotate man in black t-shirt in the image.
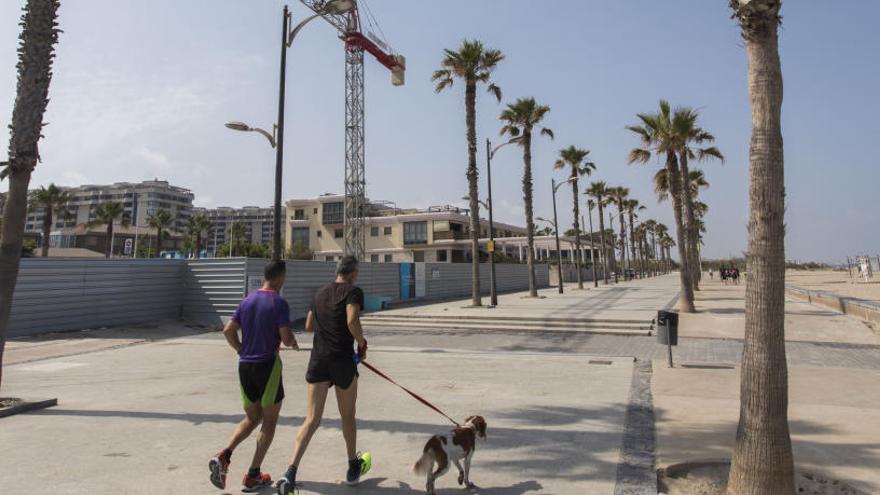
[276,256,369,494]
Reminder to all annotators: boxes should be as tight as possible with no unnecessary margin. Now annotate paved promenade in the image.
[3,273,879,493]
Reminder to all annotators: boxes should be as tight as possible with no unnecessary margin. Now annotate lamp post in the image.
[540,176,576,294]
[226,2,354,261]
[483,137,520,306]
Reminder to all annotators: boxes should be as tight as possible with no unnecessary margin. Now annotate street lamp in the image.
[541,176,577,294]
[225,1,354,261]
[481,136,521,306]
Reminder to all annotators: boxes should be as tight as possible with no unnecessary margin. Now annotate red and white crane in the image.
[300,0,405,260]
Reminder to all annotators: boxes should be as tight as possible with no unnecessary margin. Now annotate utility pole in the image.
[551,179,564,294]
[486,139,498,306]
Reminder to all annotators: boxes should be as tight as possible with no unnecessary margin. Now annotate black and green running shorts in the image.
[238,355,284,408]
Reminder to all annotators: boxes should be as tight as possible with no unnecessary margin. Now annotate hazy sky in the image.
[1,1,878,263]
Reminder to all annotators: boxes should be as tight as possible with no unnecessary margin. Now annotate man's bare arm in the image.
[305,311,315,332]
[278,325,299,349]
[222,320,242,354]
[346,303,366,358]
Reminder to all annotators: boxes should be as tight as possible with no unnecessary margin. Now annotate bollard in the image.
[656,310,679,368]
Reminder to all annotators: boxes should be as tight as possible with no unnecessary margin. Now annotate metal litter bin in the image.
[656,310,679,346]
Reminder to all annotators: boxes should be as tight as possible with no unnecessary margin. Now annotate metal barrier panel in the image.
[182,258,248,326]
[9,258,185,337]
[424,263,549,300]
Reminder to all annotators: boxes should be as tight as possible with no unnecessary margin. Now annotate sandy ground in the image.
[660,463,868,495]
[787,269,880,302]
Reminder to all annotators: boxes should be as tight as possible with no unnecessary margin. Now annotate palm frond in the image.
[627,148,651,164]
[697,146,725,163]
[540,127,554,139]
[486,83,502,103]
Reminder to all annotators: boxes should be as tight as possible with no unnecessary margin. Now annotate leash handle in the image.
[360,360,460,428]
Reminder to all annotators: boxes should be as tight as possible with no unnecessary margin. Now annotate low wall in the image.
[786,285,880,325]
[9,258,185,337]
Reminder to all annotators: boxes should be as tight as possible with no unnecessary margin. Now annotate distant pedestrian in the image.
[276,255,370,494]
[209,260,298,492]
[709,268,714,280]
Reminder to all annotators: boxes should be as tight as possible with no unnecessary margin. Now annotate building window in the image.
[370,254,379,262]
[437,249,447,262]
[313,207,318,214]
[370,227,379,237]
[316,230,322,238]
[292,228,309,247]
[403,221,427,244]
[322,202,344,224]
[334,228,343,239]
[325,256,335,262]
[294,209,305,220]
[384,226,392,235]
[414,251,425,262]
[384,254,392,263]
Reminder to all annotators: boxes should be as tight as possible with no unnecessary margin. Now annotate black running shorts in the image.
[239,356,284,408]
[306,356,358,389]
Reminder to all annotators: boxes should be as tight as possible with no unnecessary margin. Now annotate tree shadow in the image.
[298,478,543,494]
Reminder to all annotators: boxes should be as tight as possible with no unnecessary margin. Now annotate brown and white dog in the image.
[412,416,487,494]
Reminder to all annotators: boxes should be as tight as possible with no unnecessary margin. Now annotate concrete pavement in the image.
[1,334,635,495]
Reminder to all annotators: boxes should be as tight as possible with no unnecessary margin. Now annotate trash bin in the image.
[656,310,679,346]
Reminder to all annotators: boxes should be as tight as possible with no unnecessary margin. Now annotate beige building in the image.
[285,195,532,263]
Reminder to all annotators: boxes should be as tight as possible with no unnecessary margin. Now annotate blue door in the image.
[399,263,414,299]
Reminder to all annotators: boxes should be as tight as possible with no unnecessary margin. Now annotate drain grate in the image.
[589,360,613,365]
[681,363,735,370]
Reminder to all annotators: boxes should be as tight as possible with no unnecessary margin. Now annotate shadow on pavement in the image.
[300,478,544,494]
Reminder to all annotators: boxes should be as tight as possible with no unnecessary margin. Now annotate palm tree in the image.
[607,187,630,275]
[624,199,645,278]
[654,168,709,203]
[672,107,724,290]
[499,97,553,297]
[433,39,504,307]
[586,181,611,285]
[627,100,696,312]
[146,209,173,257]
[641,219,657,276]
[91,201,130,258]
[30,183,69,257]
[227,221,247,257]
[554,146,595,289]
[0,0,61,392]
[586,199,600,287]
[727,1,793,493]
[187,213,211,259]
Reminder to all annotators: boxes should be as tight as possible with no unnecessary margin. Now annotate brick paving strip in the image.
[614,360,657,495]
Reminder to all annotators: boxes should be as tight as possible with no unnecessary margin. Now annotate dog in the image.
[412,416,487,494]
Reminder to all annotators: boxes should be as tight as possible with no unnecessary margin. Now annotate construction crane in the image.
[300,0,405,261]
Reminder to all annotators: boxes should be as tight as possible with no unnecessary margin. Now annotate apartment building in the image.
[192,205,285,254]
[24,180,195,234]
[285,194,529,263]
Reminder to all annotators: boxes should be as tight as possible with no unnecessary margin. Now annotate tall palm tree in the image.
[433,39,504,307]
[227,221,247,257]
[608,187,630,275]
[187,213,211,259]
[627,100,696,312]
[641,219,657,276]
[727,1,793,493]
[91,201,130,258]
[672,107,724,290]
[146,209,173,257]
[554,146,595,289]
[586,181,610,285]
[586,199,600,287]
[624,199,645,278]
[499,97,553,297]
[30,183,69,257]
[0,0,61,392]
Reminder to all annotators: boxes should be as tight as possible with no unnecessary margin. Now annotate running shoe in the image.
[208,451,231,489]
[276,466,297,495]
[242,472,272,492]
[345,452,371,486]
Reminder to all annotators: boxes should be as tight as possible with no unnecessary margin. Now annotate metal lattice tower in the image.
[300,0,405,263]
[344,46,366,260]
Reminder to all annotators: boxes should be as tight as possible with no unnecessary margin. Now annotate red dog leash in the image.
[359,359,460,428]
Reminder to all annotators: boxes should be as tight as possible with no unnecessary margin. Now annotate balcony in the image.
[432,230,470,241]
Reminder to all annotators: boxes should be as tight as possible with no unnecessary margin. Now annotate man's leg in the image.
[227,404,263,452]
[250,401,281,470]
[289,382,331,468]
[335,375,359,460]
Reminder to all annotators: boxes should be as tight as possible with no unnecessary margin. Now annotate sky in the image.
[1,1,878,263]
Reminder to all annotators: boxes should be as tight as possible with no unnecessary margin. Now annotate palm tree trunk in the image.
[628,212,637,278]
[105,223,113,258]
[41,206,52,257]
[588,205,598,288]
[464,79,482,306]
[666,152,696,312]
[727,1,794,493]
[196,232,202,259]
[570,175,582,289]
[618,205,627,277]
[522,132,538,297]
[0,0,60,392]
[597,201,608,285]
[679,151,701,291]
[156,229,163,258]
